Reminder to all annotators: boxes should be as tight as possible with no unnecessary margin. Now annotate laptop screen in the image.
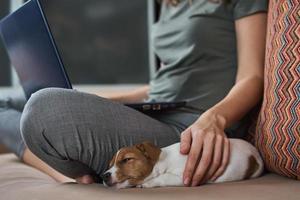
[0,0,72,99]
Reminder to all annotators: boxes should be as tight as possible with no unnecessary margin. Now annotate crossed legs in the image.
[20,88,181,183]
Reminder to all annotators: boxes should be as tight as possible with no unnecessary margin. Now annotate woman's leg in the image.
[21,88,182,183]
[23,148,75,183]
[0,94,75,182]
[0,95,26,157]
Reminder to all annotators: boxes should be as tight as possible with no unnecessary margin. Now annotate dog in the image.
[102,139,264,189]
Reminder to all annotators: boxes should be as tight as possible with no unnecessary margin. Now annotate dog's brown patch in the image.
[244,155,259,179]
[109,154,116,168]
[111,142,161,186]
[134,142,161,166]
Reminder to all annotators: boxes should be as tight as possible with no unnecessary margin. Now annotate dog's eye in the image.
[122,158,133,163]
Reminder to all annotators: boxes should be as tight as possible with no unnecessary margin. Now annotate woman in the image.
[0,0,268,187]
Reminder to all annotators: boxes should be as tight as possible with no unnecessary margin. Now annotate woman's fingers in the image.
[202,135,224,184]
[211,138,230,181]
[191,134,215,186]
[180,128,192,154]
[183,131,204,186]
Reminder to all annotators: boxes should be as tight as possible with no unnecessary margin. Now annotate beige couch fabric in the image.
[0,154,299,200]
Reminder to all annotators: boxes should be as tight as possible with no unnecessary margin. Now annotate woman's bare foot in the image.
[76,175,95,184]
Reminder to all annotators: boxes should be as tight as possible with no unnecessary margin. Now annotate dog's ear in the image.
[135,141,161,165]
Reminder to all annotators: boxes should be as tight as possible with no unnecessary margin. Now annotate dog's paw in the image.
[140,182,154,188]
[136,183,152,188]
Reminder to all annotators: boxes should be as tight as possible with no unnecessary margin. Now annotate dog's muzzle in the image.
[102,172,112,186]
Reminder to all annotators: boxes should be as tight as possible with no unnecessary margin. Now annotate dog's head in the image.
[102,142,161,189]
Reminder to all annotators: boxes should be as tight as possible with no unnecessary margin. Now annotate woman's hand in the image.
[180,110,230,187]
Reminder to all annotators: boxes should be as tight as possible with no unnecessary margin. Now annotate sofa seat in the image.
[0,154,299,200]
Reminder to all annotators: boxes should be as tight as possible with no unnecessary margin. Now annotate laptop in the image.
[0,0,186,112]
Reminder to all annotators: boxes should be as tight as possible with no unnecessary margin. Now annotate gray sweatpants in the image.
[0,93,26,158]
[20,88,200,182]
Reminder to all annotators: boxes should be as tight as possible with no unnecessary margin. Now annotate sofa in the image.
[0,153,299,200]
[0,0,299,199]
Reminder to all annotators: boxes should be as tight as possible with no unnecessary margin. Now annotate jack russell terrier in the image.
[102,139,264,189]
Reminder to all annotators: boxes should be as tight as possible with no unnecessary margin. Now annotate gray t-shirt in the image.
[148,0,268,113]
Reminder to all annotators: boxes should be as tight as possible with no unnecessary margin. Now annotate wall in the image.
[0,0,150,86]
[0,0,10,86]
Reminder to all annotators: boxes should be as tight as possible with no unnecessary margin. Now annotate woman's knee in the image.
[25,88,74,110]
[20,88,105,179]
[20,88,69,149]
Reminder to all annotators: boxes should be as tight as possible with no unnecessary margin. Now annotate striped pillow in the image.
[254,0,300,180]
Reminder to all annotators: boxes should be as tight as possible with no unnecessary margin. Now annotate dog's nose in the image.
[102,172,111,183]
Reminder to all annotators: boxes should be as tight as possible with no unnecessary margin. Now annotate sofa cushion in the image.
[0,154,300,200]
[253,0,300,180]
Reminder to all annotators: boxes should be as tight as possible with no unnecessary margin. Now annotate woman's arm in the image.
[98,85,150,103]
[210,12,266,127]
[180,12,267,187]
